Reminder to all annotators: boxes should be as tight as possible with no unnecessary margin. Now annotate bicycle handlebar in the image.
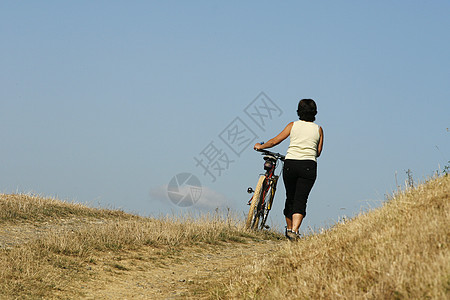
[255,148,285,161]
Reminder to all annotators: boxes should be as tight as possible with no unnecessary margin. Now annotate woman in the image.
[254,99,324,240]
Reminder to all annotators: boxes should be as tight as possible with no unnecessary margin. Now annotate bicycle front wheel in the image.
[259,184,274,230]
[245,175,265,230]
[259,175,278,230]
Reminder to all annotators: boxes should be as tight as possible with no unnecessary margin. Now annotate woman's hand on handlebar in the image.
[254,142,264,150]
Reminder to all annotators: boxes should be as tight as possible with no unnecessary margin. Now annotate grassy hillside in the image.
[219,175,449,299]
[0,193,135,223]
[0,194,277,299]
[0,175,448,299]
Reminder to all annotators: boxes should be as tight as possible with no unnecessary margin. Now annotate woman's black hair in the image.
[297,99,317,122]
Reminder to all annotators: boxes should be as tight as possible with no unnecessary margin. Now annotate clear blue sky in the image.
[1,1,449,232]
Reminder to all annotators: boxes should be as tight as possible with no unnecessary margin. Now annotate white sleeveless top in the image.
[285,120,320,161]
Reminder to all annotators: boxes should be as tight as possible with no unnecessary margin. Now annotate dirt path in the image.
[72,239,280,299]
[0,220,282,299]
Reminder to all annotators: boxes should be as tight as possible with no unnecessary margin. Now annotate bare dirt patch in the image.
[67,239,280,299]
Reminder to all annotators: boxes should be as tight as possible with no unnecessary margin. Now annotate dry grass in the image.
[0,175,448,299]
[0,194,276,299]
[219,175,449,299]
[0,193,134,223]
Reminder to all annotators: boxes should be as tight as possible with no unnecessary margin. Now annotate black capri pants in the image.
[283,159,317,217]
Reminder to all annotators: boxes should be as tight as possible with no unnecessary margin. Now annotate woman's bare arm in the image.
[254,122,293,150]
[317,126,324,157]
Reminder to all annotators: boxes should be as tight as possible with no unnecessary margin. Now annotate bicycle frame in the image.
[246,149,285,230]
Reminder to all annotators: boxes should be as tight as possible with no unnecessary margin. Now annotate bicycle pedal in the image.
[264,225,270,229]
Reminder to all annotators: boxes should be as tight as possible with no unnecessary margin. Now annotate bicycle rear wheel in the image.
[245,175,265,230]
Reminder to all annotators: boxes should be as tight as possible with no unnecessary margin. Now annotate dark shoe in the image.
[286,230,300,241]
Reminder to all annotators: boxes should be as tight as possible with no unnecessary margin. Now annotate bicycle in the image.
[245,147,285,230]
